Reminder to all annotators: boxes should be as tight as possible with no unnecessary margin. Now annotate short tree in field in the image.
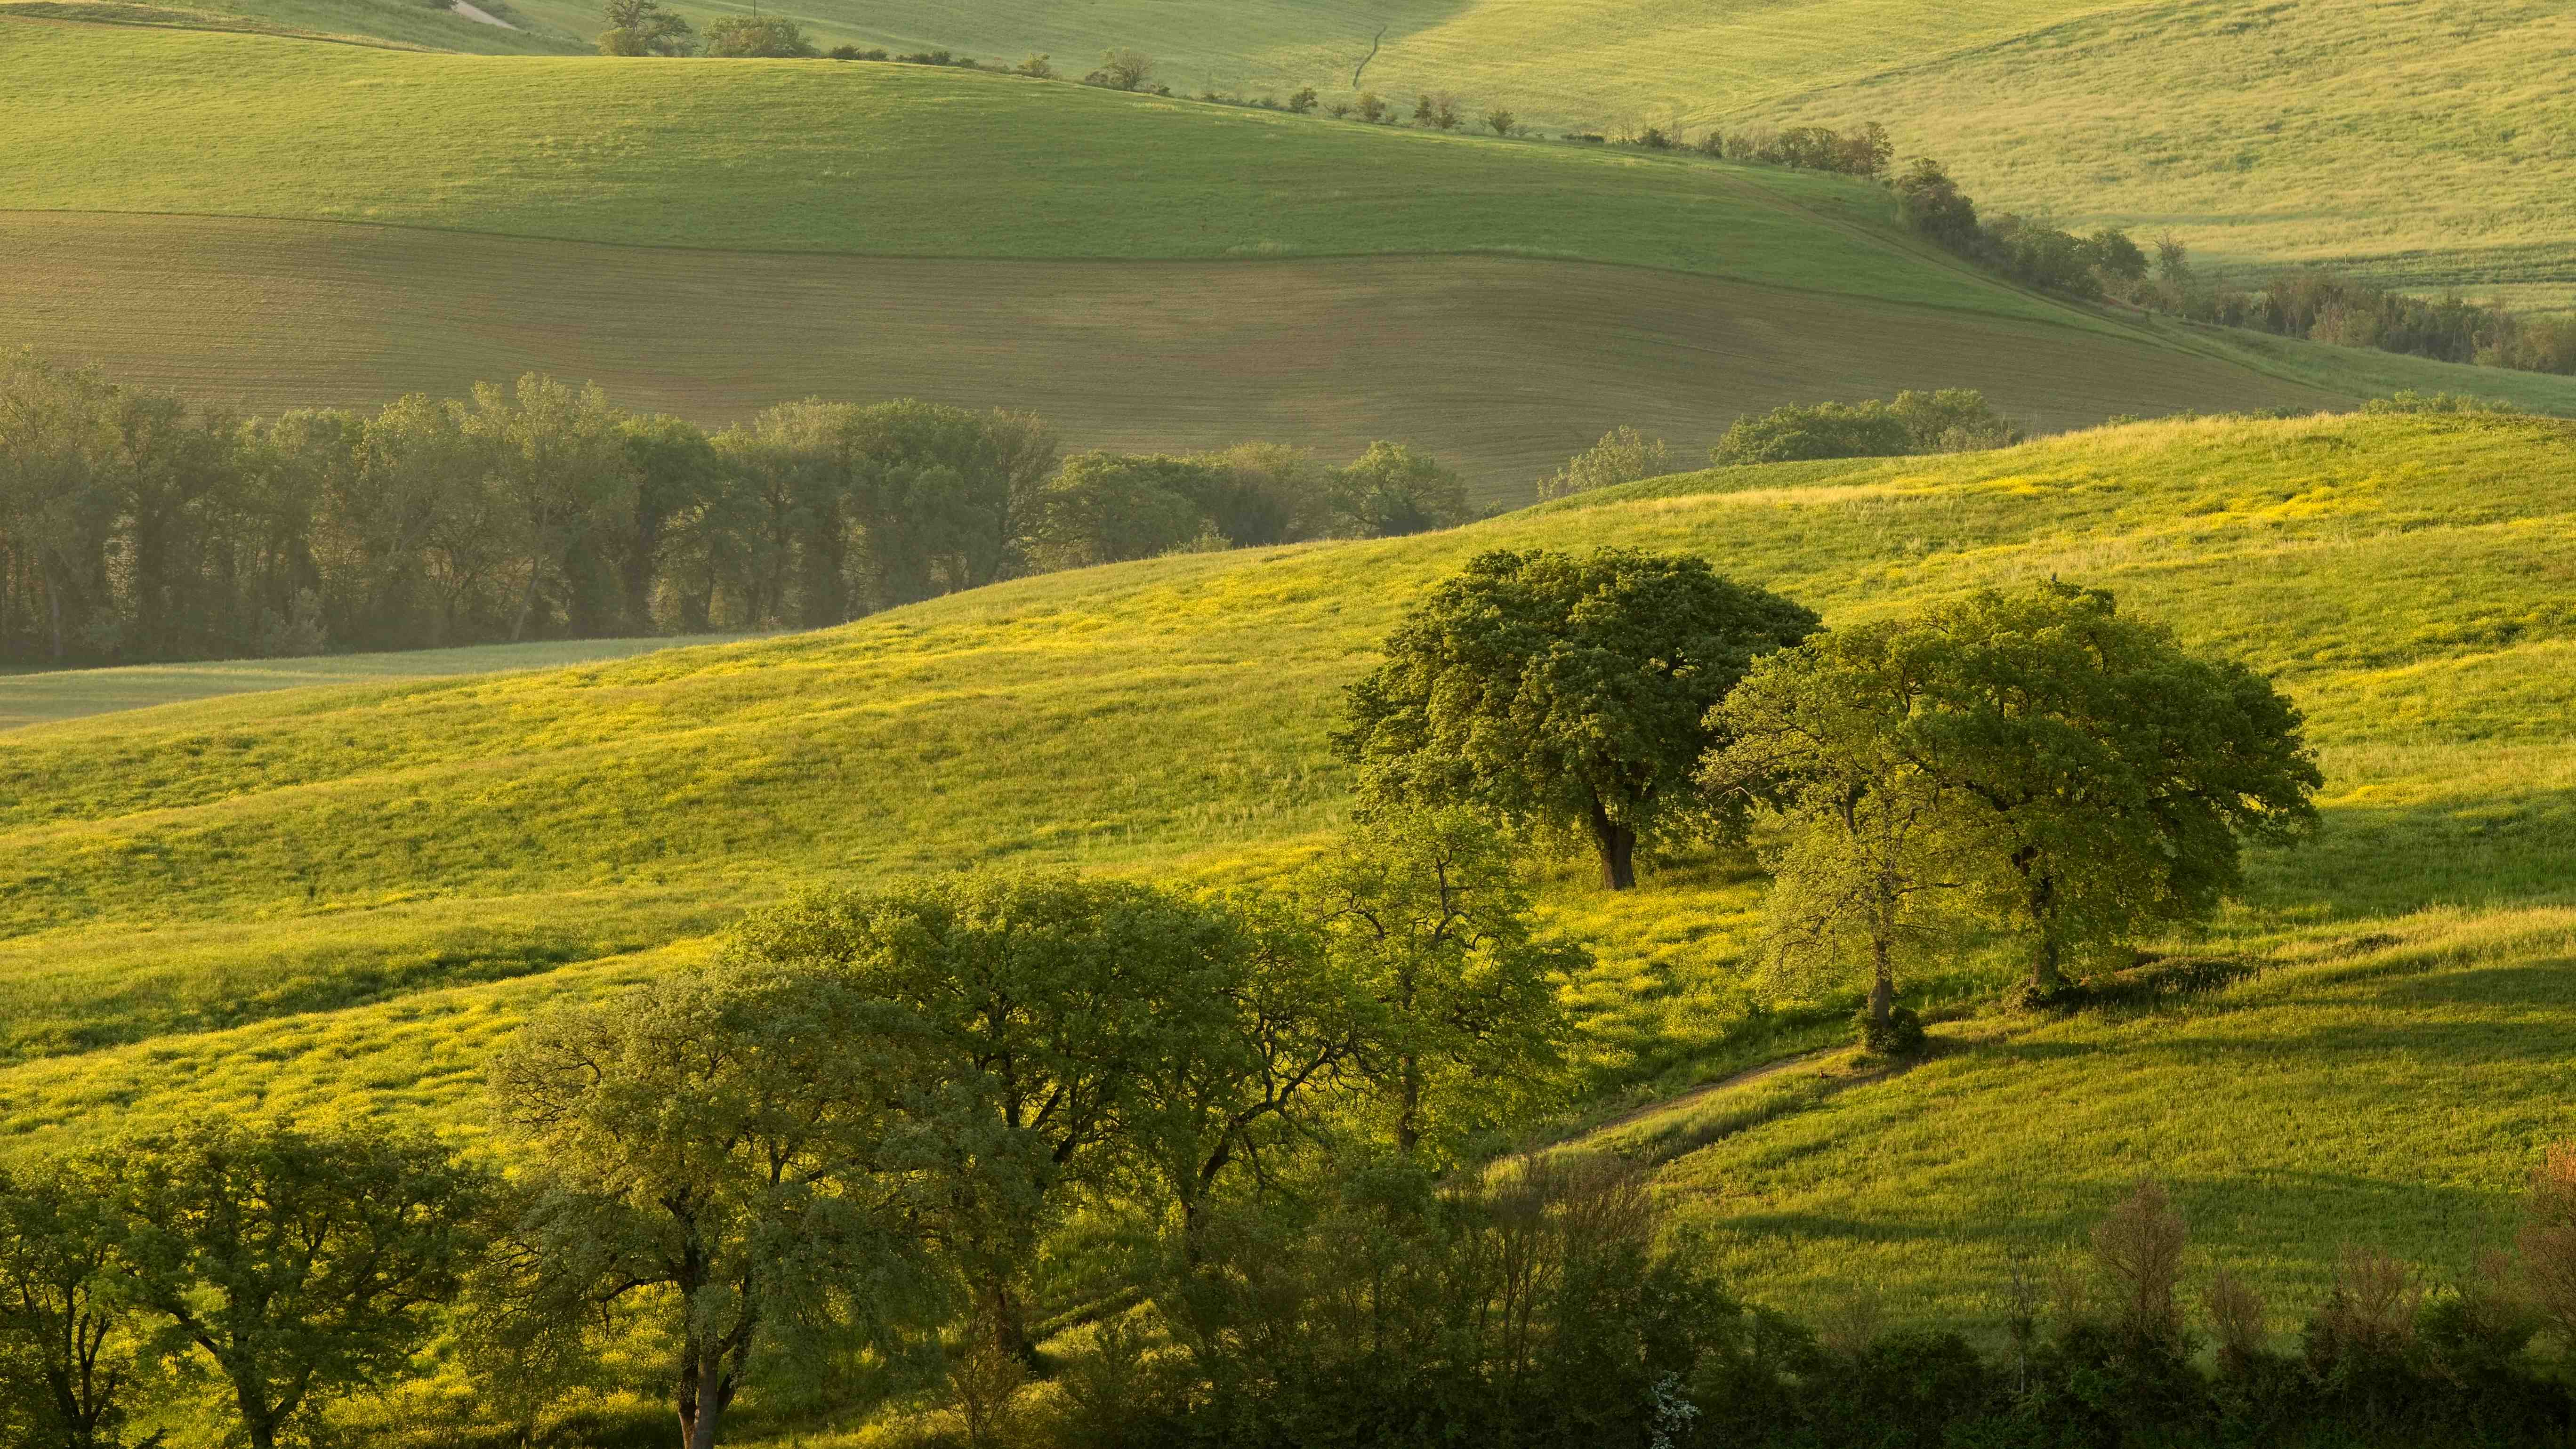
[1485,107,1517,137]
[1713,581,2319,1002]
[1335,548,1819,888]
[1536,424,1671,500]
[0,1157,154,1449]
[725,873,1246,1364]
[1707,625,1981,1036]
[1293,808,1579,1159]
[112,1121,492,1449]
[597,0,693,55]
[1091,47,1154,90]
[1325,440,1469,537]
[483,960,941,1449]
[701,14,816,57]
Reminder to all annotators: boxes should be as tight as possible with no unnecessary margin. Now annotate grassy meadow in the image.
[0,634,744,729]
[592,0,2576,306]
[4,411,2572,1337]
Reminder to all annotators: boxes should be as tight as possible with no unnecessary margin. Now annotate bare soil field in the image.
[1,213,2342,503]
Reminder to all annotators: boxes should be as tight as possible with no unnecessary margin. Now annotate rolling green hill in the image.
[681,0,2576,308]
[8,17,2574,506]
[4,411,2571,1336]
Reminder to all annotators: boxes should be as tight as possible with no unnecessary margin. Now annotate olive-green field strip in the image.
[0,212,2357,502]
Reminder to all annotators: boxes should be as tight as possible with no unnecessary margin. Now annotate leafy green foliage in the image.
[111,1120,491,1449]
[1325,441,1472,539]
[1710,389,2019,466]
[0,1154,153,1449]
[1534,425,1670,502]
[1336,548,1819,887]
[700,15,814,57]
[1290,809,1581,1161]
[482,958,937,1449]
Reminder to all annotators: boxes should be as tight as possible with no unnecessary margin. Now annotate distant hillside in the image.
[744,0,2576,310]
[11,20,2576,504]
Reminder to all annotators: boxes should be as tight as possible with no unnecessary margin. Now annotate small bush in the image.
[1286,86,1317,113]
[1484,108,1515,137]
[1087,47,1152,91]
[1354,91,1386,123]
[1860,1005,1925,1058]
[1013,52,1052,78]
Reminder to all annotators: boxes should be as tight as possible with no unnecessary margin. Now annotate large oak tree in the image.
[1335,547,1819,888]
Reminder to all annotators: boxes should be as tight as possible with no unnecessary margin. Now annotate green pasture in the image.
[3,412,2573,1333]
[0,634,744,729]
[711,0,2576,308]
[0,21,2035,318]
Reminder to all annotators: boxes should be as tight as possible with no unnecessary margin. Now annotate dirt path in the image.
[450,0,513,28]
[1587,1046,1839,1137]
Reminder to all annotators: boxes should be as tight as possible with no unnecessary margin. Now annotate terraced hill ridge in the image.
[3,411,2570,1334]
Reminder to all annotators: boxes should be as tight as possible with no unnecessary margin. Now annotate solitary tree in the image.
[0,1157,154,1449]
[112,1120,491,1449]
[1335,548,1820,888]
[1296,808,1579,1159]
[1535,425,1671,501]
[1325,440,1468,537]
[701,15,816,57]
[1091,47,1154,90]
[484,961,937,1449]
[598,0,694,55]
[727,873,1246,1362]
[1716,581,2319,999]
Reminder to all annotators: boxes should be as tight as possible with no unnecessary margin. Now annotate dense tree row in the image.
[0,353,1470,667]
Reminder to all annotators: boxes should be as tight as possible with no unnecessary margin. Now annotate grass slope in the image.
[3,411,2572,1329]
[7,20,2571,503]
[0,635,744,729]
[730,0,2576,308]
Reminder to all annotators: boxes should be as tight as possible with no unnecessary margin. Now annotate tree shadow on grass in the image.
[2246,786,2576,923]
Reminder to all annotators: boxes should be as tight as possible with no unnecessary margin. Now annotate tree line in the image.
[1,549,2549,1449]
[0,352,1472,667]
[1891,160,2576,378]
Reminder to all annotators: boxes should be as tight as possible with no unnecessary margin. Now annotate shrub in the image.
[1088,47,1152,90]
[1710,399,1910,465]
[2093,1179,2190,1353]
[1355,91,1386,123]
[1286,86,1317,113]
[1484,108,1515,137]
[701,13,814,56]
[2362,389,2526,415]
[1636,124,1675,150]
[2525,1142,2576,1348]
[1536,424,1670,500]
[1013,52,1052,78]
[1858,1003,1925,1058]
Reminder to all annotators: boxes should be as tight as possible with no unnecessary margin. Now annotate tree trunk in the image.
[1868,933,1895,1032]
[974,1273,1039,1371]
[2026,869,2063,994]
[677,1349,728,1449]
[1586,795,1638,891]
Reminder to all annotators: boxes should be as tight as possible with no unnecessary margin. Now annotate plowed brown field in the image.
[1,213,2343,503]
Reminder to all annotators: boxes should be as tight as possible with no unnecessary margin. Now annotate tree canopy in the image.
[1713,581,2320,1001]
[1335,547,1821,887]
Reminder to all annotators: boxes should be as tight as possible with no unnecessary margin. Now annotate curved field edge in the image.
[0,634,749,729]
[0,212,2377,506]
[0,20,2040,318]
